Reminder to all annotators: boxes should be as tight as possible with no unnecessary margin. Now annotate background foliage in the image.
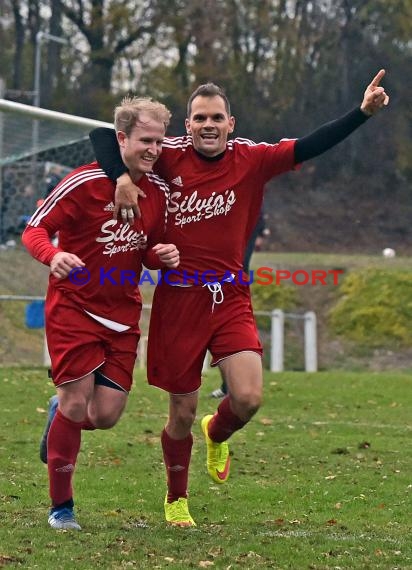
[329,268,412,348]
[1,1,410,146]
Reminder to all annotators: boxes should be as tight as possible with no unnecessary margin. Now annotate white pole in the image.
[138,336,148,369]
[0,99,113,129]
[270,309,284,372]
[32,32,44,175]
[202,352,209,373]
[304,311,317,372]
[34,32,68,108]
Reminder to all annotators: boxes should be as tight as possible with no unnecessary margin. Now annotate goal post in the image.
[0,98,114,133]
[269,309,318,372]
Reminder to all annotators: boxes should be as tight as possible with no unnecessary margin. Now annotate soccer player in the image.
[90,69,389,526]
[22,97,179,531]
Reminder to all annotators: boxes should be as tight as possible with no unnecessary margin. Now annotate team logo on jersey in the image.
[168,189,236,228]
[96,219,147,257]
[171,176,183,187]
[104,201,115,212]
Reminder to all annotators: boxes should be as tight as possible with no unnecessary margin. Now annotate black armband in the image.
[294,107,370,163]
[89,127,128,181]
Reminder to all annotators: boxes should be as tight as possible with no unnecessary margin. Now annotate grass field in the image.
[1,367,412,569]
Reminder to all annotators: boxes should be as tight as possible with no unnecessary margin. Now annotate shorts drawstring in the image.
[202,274,235,312]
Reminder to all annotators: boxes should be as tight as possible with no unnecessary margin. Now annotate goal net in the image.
[0,99,113,243]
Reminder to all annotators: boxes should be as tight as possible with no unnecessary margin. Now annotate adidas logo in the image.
[171,176,183,187]
[104,201,115,212]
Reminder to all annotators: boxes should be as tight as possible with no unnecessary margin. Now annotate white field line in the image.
[268,420,412,432]
[260,529,403,545]
[130,416,412,432]
[311,420,412,431]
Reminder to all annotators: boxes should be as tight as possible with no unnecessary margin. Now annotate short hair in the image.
[114,96,171,135]
[187,83,231,117]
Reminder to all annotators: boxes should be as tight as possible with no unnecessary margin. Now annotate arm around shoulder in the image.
[89,127,128,181]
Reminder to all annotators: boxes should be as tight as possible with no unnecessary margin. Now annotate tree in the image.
[10,0,25,90]
[60,0,158,117]
[42,0,64,108]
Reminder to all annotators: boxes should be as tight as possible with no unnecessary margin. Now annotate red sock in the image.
[161,429,193,503]
[47,408,82,507]
[208,396,246,443]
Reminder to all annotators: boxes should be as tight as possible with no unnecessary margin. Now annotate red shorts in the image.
[147,281,262,394]
[45,288,140,391]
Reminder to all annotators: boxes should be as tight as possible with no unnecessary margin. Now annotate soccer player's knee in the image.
[245,396,261,417]
[93,411,120,429]
[234,391,261,416]
[175,408,196,430]
[62,399,88,423]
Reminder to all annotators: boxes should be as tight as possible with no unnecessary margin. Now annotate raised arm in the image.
[360,69,389,116]
[89,127,144,223]
[295,69,389,163]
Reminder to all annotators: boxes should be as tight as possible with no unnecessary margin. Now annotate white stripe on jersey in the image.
[29,168,108,227]
[146,172,171,232]
[161,136,193,150]
[227,137,296,149]
[227,138,272,148]
[160,135,295,152]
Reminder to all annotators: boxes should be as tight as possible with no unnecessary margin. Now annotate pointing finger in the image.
[370,69,385,88]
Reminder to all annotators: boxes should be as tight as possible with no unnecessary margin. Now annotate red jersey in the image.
[22,162,168,326]
[154,136,296,278]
